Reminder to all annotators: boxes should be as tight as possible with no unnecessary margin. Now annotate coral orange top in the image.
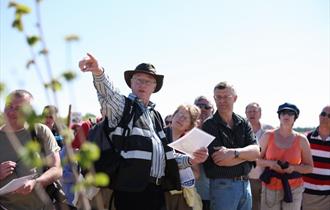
[264,131,304,190]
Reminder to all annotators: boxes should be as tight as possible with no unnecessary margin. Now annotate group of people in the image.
[0,53,329,210]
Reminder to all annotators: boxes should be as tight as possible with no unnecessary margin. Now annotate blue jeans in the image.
[210,178,252,210]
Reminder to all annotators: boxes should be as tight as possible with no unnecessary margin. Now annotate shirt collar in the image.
[214,111,243,127]
[311,127,330,141]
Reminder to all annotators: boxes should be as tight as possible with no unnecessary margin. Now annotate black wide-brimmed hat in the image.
[124,63,164,93]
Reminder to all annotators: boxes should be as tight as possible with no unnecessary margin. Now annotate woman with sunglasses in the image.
[257,102,313,210]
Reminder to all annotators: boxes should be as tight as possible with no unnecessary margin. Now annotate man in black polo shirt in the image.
[203,81,260,210]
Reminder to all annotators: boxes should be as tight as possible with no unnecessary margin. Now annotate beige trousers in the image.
[302,193,330,210]
[260,185,304,210]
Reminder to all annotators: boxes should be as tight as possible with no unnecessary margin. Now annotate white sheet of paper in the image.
[0,174,36,195]
[168,127,215,158]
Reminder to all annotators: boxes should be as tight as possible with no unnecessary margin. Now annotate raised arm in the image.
[79,53,103,75]
[79,53,125,127]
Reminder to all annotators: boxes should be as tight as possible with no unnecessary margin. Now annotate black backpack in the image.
[86,97,136,188]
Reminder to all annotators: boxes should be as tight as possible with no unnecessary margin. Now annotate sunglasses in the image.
[196,103,212,110]
[280,110,296,116]
[320,111,330,119]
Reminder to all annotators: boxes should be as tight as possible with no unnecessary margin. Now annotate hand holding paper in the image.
[0,174,36,196]
[190,147,208,165]
[168,127,215,159]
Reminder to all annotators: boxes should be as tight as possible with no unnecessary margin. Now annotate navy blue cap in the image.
[277,102,300,118]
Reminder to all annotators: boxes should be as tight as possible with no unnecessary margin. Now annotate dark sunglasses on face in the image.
[280,110,296,116]
[196,103,212,110]
[320,111,330,119]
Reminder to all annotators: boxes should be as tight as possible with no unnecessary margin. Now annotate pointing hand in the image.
[78,53,103,75]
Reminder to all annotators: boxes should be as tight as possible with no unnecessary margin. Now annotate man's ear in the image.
[152,85,156,93]
[233,95,238,102]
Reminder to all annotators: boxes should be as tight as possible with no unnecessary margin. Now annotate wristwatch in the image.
[234,150,240,158]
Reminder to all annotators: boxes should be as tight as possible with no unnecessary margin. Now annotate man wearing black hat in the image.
[79,53,208,210]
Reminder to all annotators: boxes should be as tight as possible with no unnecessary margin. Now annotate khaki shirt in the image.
[0,123,60,210]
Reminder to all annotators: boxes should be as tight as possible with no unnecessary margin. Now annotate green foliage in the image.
[9,1,31,31]
[22,104,43,127]
[62,71,77,81]
[51,79,62,91]
[44,79,62,91]
[0,112,4,126]
[93,173,109,186]
[12,18,23,31]
[0,82,5,95]
[27,35,40,46]
[6,2,98,207]
[19,140,43,168]
[73,172,109,192]
[65,34,80,42]
[9,2,31,15]
[77,142,100,169]
[8,1,18,8]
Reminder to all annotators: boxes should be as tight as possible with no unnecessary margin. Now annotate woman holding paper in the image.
[164,104,204,210]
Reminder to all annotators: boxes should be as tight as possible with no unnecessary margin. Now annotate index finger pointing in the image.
[86,53,97,61]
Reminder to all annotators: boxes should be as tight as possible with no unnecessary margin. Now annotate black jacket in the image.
[110,98,181,192]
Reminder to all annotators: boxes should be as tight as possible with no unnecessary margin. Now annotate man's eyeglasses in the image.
[196,103,212,110]
[214,95,233,101]
[320,111,330,119]
[280,110,296,116]
[131,78,156,86]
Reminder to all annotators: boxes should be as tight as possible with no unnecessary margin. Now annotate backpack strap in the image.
[30,127,46,155]
[152,109,165,129]
[104,97,136,135]
[102,97,137,152]
[150,109,166,138]
[30,126,51,173]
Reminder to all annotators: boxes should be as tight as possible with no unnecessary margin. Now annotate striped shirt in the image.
[93,72,190,178]
[303,128,330,195]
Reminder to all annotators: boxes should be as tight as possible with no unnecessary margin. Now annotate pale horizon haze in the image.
[1,0,329,128]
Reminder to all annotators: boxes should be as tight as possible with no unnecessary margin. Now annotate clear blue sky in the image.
[1,0,329,127]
